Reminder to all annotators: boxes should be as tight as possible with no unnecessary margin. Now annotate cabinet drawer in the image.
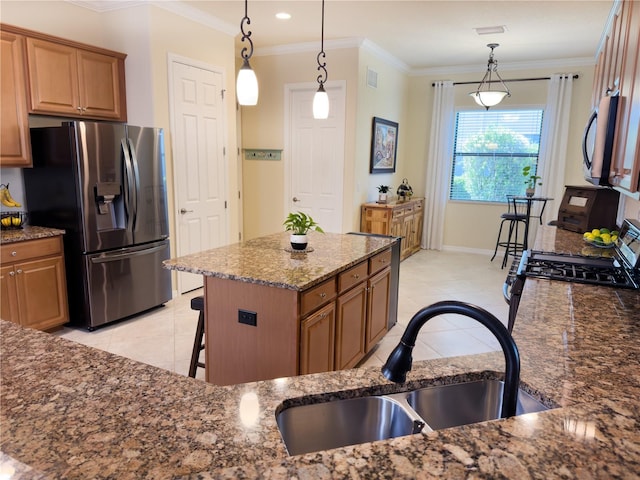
[413,199,424,211]
[364,208,389,221]
[338,261,368,294]
[391,207,406,219]
[369,248,392,275]
[1,236,62,264]
[300,277,337,317]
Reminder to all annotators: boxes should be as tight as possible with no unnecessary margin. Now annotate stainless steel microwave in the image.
[582,94,619,187]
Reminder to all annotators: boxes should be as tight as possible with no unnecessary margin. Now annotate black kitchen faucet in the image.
[381,300,521,419]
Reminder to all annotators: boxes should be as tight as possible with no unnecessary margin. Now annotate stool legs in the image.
[491,218,527,269]
[188,296,205,378]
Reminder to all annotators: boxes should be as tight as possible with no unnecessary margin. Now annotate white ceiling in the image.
[74,0,615,72]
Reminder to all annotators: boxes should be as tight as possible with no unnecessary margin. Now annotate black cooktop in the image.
[512,219,640,290]
[522,251,637,289]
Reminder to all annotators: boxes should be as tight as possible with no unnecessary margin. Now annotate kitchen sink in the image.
[276,379,550,456]
[407,379,549,430]
[276,395,426,456]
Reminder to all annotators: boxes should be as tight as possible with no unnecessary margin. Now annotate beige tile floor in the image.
[54,249,509,381]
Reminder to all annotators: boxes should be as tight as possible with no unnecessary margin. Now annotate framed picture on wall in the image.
[370,117,398,173]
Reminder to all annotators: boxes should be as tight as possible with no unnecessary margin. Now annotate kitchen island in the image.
[1,226,639,478]
[163,231,398,385]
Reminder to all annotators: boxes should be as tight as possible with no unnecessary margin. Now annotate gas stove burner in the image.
[520,250,638,289]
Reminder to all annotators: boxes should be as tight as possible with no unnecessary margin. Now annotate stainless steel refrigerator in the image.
[24,121,172,330]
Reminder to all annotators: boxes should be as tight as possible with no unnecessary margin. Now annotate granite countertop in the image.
[163,231,396,290]
[0,225,65,244]
[1,226,639,479]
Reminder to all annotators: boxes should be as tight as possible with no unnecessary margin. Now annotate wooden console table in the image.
[360,197,424,260]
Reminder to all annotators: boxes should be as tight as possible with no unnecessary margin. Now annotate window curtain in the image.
[537,74,574,223]
[422,81,455,250]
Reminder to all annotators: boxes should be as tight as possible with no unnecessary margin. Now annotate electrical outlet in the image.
[238,309,257,326]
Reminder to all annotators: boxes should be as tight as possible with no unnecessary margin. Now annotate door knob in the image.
[292,197,300,202]
[180,208,194,214]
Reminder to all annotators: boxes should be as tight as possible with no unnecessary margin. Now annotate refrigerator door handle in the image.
[90,244,168,263]
[127,138,141,230]
[121,138,135,232]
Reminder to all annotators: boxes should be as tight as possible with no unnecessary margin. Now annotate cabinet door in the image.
[335,282,367,370]
[300,303,335,375]
[0,265,20,324]
[366,267,390,352]
[401,214,414,259]
[612,0,640,193]
[0,31,31,166]
[411,211,424,254]
[77,49,125,120]
[15,256,69,331]
[361,206,390,235]
[26,37,80,116]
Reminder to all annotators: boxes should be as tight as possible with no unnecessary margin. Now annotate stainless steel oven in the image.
[504,219,640,331]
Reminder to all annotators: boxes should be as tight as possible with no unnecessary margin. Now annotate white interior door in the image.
[169,55,228,293]
[285,82,345,233]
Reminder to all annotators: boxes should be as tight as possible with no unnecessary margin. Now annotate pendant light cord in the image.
[316,0,327,86]
[240,0,254,61]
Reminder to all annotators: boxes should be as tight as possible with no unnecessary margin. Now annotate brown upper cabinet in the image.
[1,30,31,166]
[592,1,640,193]
[0,23,127,166]
[26,37,127,121]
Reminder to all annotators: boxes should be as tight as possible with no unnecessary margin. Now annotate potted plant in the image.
[522,165,542,197]
[377,185,391,203]
[283,211,324,250]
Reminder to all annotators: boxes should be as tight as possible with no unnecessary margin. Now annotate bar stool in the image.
[188,295,205,378]
[491,195,528,269]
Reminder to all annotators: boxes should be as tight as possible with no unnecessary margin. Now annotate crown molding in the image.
[67,0,145,12]
[410,56,596,77]
[150,1,237,36]
[254,38,361,57]
[67,0,238,37]
[596,0,623,57]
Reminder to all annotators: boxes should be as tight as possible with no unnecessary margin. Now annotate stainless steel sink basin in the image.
[407,379,549,430]
[277,379,550,456]
[276,395,425,456]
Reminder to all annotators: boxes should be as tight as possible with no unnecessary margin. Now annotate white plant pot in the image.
[290,234,308,250]
[526,188,535,197]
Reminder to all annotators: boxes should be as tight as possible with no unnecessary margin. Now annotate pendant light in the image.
[469,43,511,110]
[237,0,258,106]
[312,0,329,119]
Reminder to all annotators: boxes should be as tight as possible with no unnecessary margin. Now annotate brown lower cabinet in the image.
[205,247,393,385]
[300,303,336,374]
[0,236,69,331]
[303,249,392,374]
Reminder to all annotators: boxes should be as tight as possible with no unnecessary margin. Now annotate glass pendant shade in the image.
[237,59,258,106]
[313,84,329,119]
[470,90,508,108]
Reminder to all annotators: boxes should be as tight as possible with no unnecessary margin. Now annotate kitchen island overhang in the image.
[164,231,400,385]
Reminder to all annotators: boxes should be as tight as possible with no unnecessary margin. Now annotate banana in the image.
[1,184,21,208]
[1,188,16,207]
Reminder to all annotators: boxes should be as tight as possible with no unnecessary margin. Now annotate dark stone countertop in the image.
[0,225,65,244]
[163,231,397,291]
[1,226,639,479]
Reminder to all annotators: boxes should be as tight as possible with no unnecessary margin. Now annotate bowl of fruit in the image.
[0,211,27,229]
[583,228,619,248]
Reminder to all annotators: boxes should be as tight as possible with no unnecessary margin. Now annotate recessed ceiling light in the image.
[475,25,507,35]
[276,12,291,20]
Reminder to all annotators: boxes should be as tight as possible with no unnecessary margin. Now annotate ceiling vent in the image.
[474,25,507,35]
[367,67,378,88]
